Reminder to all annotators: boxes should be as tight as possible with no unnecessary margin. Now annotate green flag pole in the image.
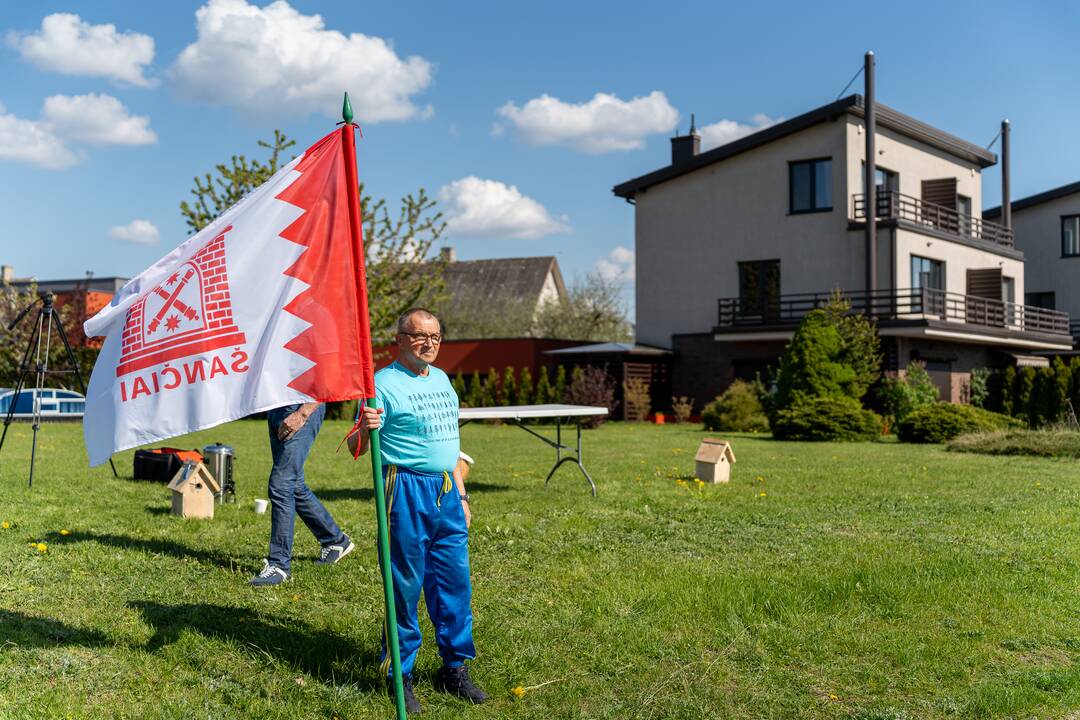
[341,92,406,720]
[367,400,406,719]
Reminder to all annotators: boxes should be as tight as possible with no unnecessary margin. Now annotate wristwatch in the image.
[461,493,471,504]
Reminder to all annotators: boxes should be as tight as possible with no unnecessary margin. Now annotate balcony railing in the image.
[853,191,1014,248]
[718,288,1070,337]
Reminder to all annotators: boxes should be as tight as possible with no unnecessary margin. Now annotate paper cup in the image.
[253,498,269,514]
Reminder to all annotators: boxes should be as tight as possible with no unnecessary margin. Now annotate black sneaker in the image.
[387,674,422,714]
[316,534,355,565]
[433,664,488,704]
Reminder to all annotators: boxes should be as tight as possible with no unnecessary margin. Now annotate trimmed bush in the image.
[948,429,1080,458]
[875,360,939,423]
[564,366,616,427]
[772,310,858,414]
[771,396,883,441]
[896,403,1022,444]
[702,380,769,432]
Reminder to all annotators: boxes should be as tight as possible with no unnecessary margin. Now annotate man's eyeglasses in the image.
[400,331,443,345]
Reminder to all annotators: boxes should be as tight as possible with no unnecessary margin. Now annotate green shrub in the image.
[1000,366,1016,416]
[501,366,517,406]
[896,403,1023,444]
[465,370,484,408]
[452,372,467,405]
[968,367,989,408]
[518,367,534,406]
[948,429,1080,458]
[772,310,859,414]
[702,380,769,432]
[771,396,883,441]
[482,368,499,407]
[564,365,616,427]
[534,366,553,405]
[1014,367,1036,423]
[875,360,939,423]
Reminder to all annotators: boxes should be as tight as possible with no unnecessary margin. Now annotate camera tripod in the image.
[0,292,117,487]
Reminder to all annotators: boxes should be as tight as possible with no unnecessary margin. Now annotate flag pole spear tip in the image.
[342,92,354,125]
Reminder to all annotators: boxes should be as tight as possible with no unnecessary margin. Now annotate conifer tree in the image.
[501,367,517,406]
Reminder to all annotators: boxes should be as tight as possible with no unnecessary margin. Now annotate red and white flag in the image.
[83,128,375,465]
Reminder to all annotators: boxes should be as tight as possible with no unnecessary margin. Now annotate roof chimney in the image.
[440,246,456,263]
[670,114,701,166]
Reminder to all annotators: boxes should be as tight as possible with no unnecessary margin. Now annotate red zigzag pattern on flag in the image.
[273,130,375,401]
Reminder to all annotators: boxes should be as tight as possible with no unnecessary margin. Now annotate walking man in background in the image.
[350,308,487,714]
[251,401,355,586]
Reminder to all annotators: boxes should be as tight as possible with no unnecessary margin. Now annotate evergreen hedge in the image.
[896,403,1022,444]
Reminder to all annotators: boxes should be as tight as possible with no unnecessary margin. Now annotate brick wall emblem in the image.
[116,226,247,376]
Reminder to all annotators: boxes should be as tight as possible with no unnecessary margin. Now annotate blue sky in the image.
[2,0,1078,303]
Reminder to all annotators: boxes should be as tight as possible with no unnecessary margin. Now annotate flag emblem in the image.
[116,225,246,376]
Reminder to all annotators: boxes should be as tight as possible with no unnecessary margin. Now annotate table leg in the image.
[543,418,597,497]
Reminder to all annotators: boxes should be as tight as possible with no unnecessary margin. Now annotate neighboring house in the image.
[436,248,568,337]
[613,94,1073,405]
[2,265,127,347]
[984,181,1080,341]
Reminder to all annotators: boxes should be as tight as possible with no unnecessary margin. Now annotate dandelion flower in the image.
[36,543,47,553]
[60,529,70,536]
[828,693,839,701]
[511,686,525,699]
[1,521,9,529]
[759,492,767,497]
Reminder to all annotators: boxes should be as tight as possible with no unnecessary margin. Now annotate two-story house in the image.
[984,181,1080,342]
[613,94,1073,405]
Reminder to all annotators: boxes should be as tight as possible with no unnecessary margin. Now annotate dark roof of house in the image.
[984,179,1080,219]
[612,94,998,198]
[545,342,672,356]
[442,256,566,310]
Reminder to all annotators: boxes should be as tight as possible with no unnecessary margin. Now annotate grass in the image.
[2,420,1080,719]
[949,428,1080,458]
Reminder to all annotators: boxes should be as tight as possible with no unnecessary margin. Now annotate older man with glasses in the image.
[349,307,486,714]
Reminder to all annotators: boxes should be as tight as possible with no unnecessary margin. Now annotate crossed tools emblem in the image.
[147,268,200,334]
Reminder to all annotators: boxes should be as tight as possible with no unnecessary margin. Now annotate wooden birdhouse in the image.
[694,438,735,484]
[167,461,221,519]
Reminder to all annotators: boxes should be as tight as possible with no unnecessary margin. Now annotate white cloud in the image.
[108,219,160,245]
[698,113,782,151]
[42,94,156,146]
[169,0,433,121]
[595,246,635,283]
[8,13,155,87]
[438,176,570,240]
[496,91,678,154]
[0,107,77,169]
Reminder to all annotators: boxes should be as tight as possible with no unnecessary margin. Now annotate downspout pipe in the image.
[864,51,877,304]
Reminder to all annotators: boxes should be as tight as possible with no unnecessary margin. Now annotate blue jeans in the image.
[266,403,343,572]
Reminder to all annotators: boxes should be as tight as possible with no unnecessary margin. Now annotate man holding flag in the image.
[349,308,488,713]
[83,96,418,718]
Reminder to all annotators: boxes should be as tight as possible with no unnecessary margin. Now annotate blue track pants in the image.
[381,465,476,676]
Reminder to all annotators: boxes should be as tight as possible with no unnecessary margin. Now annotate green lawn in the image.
[2,420,1080,719]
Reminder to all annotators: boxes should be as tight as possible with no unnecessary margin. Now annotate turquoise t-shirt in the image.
[372,361,460,474]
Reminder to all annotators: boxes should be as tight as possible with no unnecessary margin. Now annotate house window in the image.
[911,255,945,291]
[1001,276,1015,305]
[1063,216,1080,257]
[911,255,945,315]
[860,164,899,215]
[1025,291,1056,310]
[738,260,781,318]
[789,159,832,213]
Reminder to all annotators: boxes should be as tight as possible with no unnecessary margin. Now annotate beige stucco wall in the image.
[634,120,855,346]
[1010,192,1080,318]
[633,112,1011,348]
[894,228,1024,298]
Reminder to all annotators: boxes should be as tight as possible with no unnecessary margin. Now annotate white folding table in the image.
[457,404,608,496]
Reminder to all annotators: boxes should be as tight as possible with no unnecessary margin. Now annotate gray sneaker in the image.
[250,560,289,586]
[316,534,355,565]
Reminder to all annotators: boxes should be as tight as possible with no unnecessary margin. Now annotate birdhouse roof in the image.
[695,438,735,464]
[167,461,221,494]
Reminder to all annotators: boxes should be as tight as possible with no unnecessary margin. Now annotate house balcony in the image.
[852,191,1014,249]
[716,288,1072,350]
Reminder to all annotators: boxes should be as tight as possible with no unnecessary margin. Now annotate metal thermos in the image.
[202,443,236,504]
